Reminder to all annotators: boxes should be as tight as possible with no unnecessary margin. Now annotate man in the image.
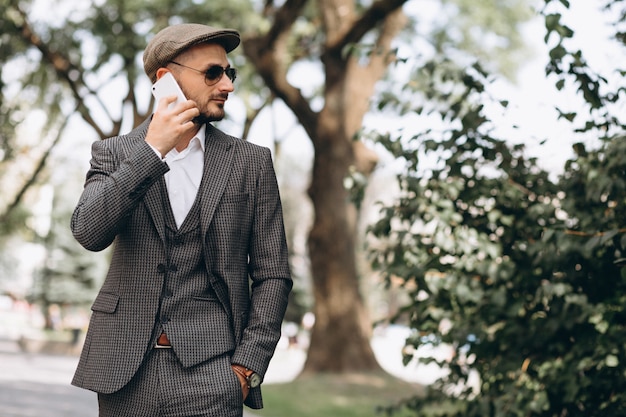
[70,23,292,417]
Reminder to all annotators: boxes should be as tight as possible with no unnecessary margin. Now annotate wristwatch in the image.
[233,365,262,388]
[246,370,262,388]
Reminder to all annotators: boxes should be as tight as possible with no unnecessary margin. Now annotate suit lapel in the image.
[199,124,234,236]
[131,120,235,252]
[199,125,235,320]
[130,117,167,243]
[144,179,168,243]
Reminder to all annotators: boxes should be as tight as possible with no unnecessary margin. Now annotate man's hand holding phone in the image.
[146,73,200,157]
[152,72,187,108]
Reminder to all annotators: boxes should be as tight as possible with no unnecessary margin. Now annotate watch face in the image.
[248,373,262,388]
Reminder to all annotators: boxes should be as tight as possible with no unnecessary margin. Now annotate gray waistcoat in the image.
[153,181,235,368]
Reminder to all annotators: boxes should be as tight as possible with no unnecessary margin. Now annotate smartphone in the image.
[151,72,187,109]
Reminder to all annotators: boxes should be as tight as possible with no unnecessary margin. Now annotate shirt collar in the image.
[194,124,206,152]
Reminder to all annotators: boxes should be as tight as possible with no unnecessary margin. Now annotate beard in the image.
[192,112,223,125]
[187,91,228,125]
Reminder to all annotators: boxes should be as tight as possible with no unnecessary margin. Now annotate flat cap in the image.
[143,23,240,82]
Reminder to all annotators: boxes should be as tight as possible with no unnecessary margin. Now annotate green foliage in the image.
[369,49,626,415]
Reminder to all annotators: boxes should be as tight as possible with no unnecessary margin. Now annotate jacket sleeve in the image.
[231,146,292,379]
[71,138,169,252]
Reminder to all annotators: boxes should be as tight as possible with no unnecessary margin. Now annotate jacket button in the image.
[157,264,167,273]
[169,264,178,272]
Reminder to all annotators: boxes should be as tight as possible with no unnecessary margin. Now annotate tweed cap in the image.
[143,23,240,82]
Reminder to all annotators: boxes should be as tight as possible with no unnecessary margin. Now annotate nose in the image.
[216,73,235,92]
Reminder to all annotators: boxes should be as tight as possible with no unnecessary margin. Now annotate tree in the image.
[2,0,535,374]
[242,0,412,372]
[370,1,626,415]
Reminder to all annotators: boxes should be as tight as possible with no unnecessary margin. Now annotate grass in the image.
[254,372,422,417]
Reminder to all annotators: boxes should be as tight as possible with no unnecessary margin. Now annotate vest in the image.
[151,179,236,368]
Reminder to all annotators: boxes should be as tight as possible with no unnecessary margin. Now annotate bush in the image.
[370,59,626,416]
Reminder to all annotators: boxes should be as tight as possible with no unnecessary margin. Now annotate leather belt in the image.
[155,332,172,349]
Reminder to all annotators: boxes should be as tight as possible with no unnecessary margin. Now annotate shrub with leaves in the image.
[369,52,626,416]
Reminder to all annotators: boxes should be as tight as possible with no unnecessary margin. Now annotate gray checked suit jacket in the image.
[70,118,292,409]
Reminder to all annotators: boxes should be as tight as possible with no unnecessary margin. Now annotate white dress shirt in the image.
[150,125,206,228]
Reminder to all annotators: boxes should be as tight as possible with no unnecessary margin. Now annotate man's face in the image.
[170,43,235,123]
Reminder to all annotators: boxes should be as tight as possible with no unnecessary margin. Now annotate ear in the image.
[155,67,171,81]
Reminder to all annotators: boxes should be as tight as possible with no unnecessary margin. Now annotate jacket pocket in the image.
[219,193,248,204]
[91,292,119,314]
[192,294,220,302]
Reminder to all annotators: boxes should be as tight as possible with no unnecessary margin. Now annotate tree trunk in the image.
[301,3,407,373]
[243,0,408,374]
[302,109,380,372]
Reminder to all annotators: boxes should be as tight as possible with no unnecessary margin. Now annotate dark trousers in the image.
[98,349,243,417]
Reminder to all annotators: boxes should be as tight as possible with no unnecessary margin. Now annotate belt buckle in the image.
[155,342,172,349]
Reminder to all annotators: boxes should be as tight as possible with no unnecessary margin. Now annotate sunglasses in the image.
[169,61,237,86]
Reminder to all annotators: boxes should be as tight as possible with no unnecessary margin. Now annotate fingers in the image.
[156,94,178,109]
[241,382,250,401]
[145,98,200,156]
[156,95,199,117]
[231,366,250,401]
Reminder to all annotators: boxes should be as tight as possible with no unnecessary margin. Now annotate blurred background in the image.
[2,1,626,416]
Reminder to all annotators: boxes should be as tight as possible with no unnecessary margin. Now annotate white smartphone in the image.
[151,72,187,109]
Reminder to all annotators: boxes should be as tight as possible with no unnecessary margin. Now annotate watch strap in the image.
[232,365,259,388]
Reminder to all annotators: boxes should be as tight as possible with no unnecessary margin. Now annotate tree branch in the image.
[264,0,309,48]
[0,117,69,225]
[10,4,110,138]
[243,0,318,139]
[327,0,409,54]
[241,94,275,141]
